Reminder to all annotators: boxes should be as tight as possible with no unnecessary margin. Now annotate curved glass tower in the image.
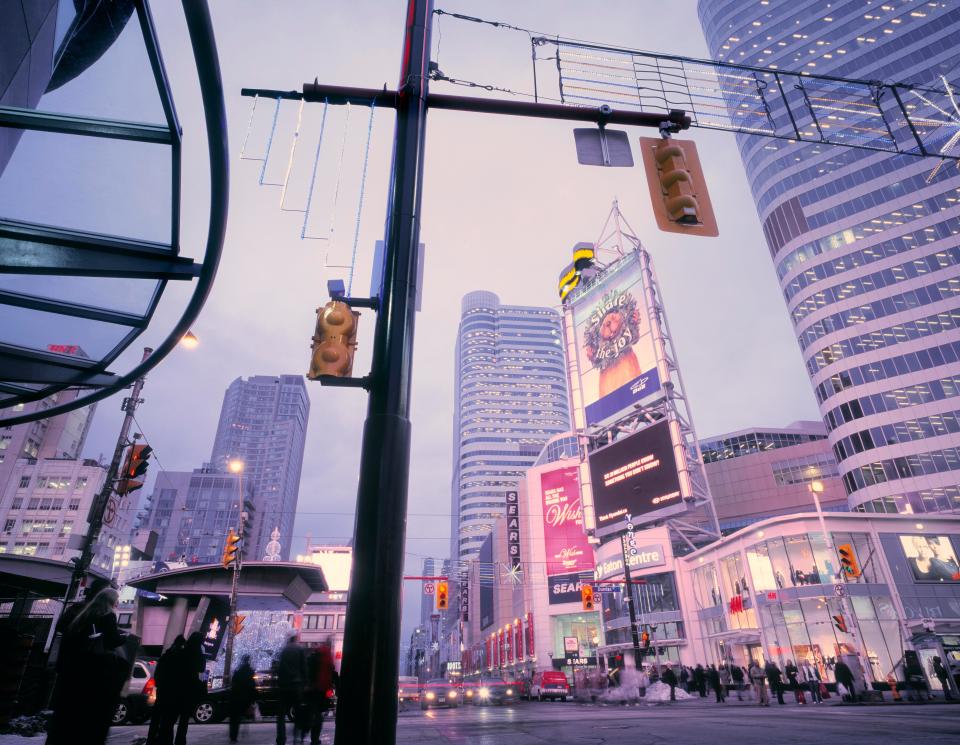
[699,1,960,514]
[451,291,570,561]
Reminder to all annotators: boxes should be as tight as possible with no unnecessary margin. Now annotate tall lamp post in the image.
[222,458,246,685]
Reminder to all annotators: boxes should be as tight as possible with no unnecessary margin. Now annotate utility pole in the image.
[619,534,644,675]
[222,462,246,686]
[67,346,152,602]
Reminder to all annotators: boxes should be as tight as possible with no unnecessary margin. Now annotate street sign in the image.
[103,497,118,526]
[834,583,846,597]
[563,636,579,654]
[423,582,435,595]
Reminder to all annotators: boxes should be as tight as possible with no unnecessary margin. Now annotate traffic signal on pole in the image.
[837,543,861,578]
[233,614,246,636]
[581,583,595,611]
[222,528,240,569]
[639,136,718,237]
[307,300,359,379]
[833,614,848,633]
[436,581,449,610]
[116,444,152,495]
[641,630,651,650]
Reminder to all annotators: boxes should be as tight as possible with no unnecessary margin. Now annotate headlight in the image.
[426,692,435,700]
[466,690,473,698]
[479,687,490,698]
[449,691,457,699]
[506,689,513,695]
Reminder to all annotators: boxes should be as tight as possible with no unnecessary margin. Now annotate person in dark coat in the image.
[679,666,689,692]
[47,587,127,745]
[730,664,745,701]
[932,656,954,700]
[147,636,185,745]
[834,660,856,703]
[708,665,724,703]
[661,665,678,701]
[785,660,805,704]
[172,633,206,745]
[229,655,258,742]
[275,634,307,745]
[306,641,338,743]
[765,661,785,705]
[694,664,707,697]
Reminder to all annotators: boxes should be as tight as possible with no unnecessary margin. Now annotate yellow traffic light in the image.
[832,614,848,633]
[639,136,718,237]
[641,630,651,650]
[436,581,449,611]
[837,543,861,578]
[116,444,152,496]
[233,614,246,636]
[222,528,240,569]
[581,583,595,611]
[307,300,359,379]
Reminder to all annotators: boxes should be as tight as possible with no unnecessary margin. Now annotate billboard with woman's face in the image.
[899,534,960,582]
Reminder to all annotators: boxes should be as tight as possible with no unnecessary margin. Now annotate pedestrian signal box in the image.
[436,581,449,610]
[222,528,240,569]
[837,543,861,578]
[307,300,359,379]
[581,584,595,611]
[832,614,849,633]
[639,136,718,237]
[116,443,152,495]
[233,614,246,635]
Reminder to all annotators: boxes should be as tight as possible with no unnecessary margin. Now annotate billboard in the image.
[572,252,661,427]
[541,466,593,577]
[506,490,521,570]
[479,535,494,630]
[588,420,684,527]
[899,534,960,582]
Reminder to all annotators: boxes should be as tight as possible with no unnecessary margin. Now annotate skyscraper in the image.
[699,1,960,515]
[451,292,570,563]
[210,375,309,560]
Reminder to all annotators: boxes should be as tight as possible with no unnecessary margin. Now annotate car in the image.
[398,675,420,709]
[419,678,460,710]
[193,672,336,724]
[113,659,157,725]
[474,677,519,706]
[530,670,569,701]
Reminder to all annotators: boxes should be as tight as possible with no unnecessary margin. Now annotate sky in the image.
[1,1,821,643]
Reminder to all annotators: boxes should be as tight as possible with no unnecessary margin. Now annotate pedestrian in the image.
[694,664,707,697]
[834,659,856,703]
[749,661,768,706]
[730,664,744,701]
[171,632,206,745]
[275,634,307,745]
[679,666,689,692]
[719,664,733,701]
[708,665,724,703]
[661,664,678,702]
[229,655,258,742]
[785,660,805,705]
[147,635,185,745]
[932,656,954,700]
[803,662,823,704]
[765,661,785,705]
[305,640,338,744]
[637,665,649,698]
[47,587,128,745]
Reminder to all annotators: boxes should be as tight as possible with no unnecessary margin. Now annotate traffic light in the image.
[116,444,152,495]
[832,614,848,633]
[436,581,449,611]
[837,543,861,578]
[307,300,359,379]
[232,614,246,636]
[581,583,595,611]
[222,528,240,569]
[639,136,718,237]
[641,630,651,650]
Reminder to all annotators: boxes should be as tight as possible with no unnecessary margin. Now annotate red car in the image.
[530,670,569,701]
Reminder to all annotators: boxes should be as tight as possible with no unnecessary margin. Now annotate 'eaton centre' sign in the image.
[595,544,666,580]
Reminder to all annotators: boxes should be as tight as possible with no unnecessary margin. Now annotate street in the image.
[100,700,960,745]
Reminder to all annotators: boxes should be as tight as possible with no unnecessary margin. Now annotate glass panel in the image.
[0,304,132,360]
[0,275,158,316]
[746,542,777,591]
[784,534,821,585]
[809,531,840,584]
[766,537,793,591]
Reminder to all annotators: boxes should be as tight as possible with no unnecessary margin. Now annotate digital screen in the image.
[899,534,960,582]
[588,420,683,526]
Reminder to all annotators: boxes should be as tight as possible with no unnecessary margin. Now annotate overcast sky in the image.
[2,1,820,642]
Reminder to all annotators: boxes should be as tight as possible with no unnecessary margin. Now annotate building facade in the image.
[295,543,352,670]
[698,1,960,516]
[451,292,570,563]
[210,375,309,560]
[701,421,848,533]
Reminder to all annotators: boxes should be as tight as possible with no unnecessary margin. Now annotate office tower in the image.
[138,466,250,565]
[210,375,309,560]
[699,2,960,514]
[451,292,570,563]
[699,421,847,533]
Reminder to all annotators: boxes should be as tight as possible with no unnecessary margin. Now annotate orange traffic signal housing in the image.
[307,300,359,379]
[837,543,862,578]
[222,528,240,569]
[436,581,449,610]
[581,583,595,611]
[116,444,152,495]
[639,136,718,237]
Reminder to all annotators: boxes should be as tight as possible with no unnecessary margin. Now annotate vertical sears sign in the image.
[542,466,595,604]
[572,251,662,427]
[506,490,521,570]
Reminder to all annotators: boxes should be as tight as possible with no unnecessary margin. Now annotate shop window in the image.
[746,543,777,592]
[784,535,821,586]
[766,538,793,591]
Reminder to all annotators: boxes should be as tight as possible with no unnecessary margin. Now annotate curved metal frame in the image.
[0,0,228,427]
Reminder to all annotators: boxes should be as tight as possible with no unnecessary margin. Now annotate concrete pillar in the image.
[163,596,189,650]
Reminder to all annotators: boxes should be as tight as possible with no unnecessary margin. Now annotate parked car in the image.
[475,677,519,706]
[530,670,569,701]
[419,678,460,710]
[398,675,420,709]
[112,659,157,724]
[193,670,336,723]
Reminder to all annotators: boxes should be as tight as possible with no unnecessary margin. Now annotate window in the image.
[68,499,80,511]
[18,476,30,489]
[74,477,88,490]
[3,519,14,533]
[10,498,22,510]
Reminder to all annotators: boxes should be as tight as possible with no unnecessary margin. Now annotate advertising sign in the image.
[899,534,960,582]
[549,571,591,605]
[480,536,494,629]
[594,544,666,580]
[459,575,470,621]
[572,252,662,427]
[196,596,229,659]
[541,466,593,577]
[506,490,521,570]
[588,420,684,527]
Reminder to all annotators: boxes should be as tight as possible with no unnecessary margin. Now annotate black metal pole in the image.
[620,535,644,674]
[334,1,432,743]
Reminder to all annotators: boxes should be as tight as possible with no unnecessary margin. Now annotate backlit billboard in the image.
[572,251,661,427]
[588,420,684,527]
[899,534,960,582]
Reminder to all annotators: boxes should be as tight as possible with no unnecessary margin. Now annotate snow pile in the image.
[643,680,694,702]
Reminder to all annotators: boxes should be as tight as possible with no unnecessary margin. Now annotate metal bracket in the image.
[341,296,380,311]
[314,374,372,390]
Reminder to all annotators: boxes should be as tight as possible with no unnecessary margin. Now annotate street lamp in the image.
[180,330,200,349]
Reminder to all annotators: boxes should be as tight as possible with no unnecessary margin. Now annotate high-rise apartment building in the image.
[699,1,960,515]
[451,292,570,563]
[210,375,309,560]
